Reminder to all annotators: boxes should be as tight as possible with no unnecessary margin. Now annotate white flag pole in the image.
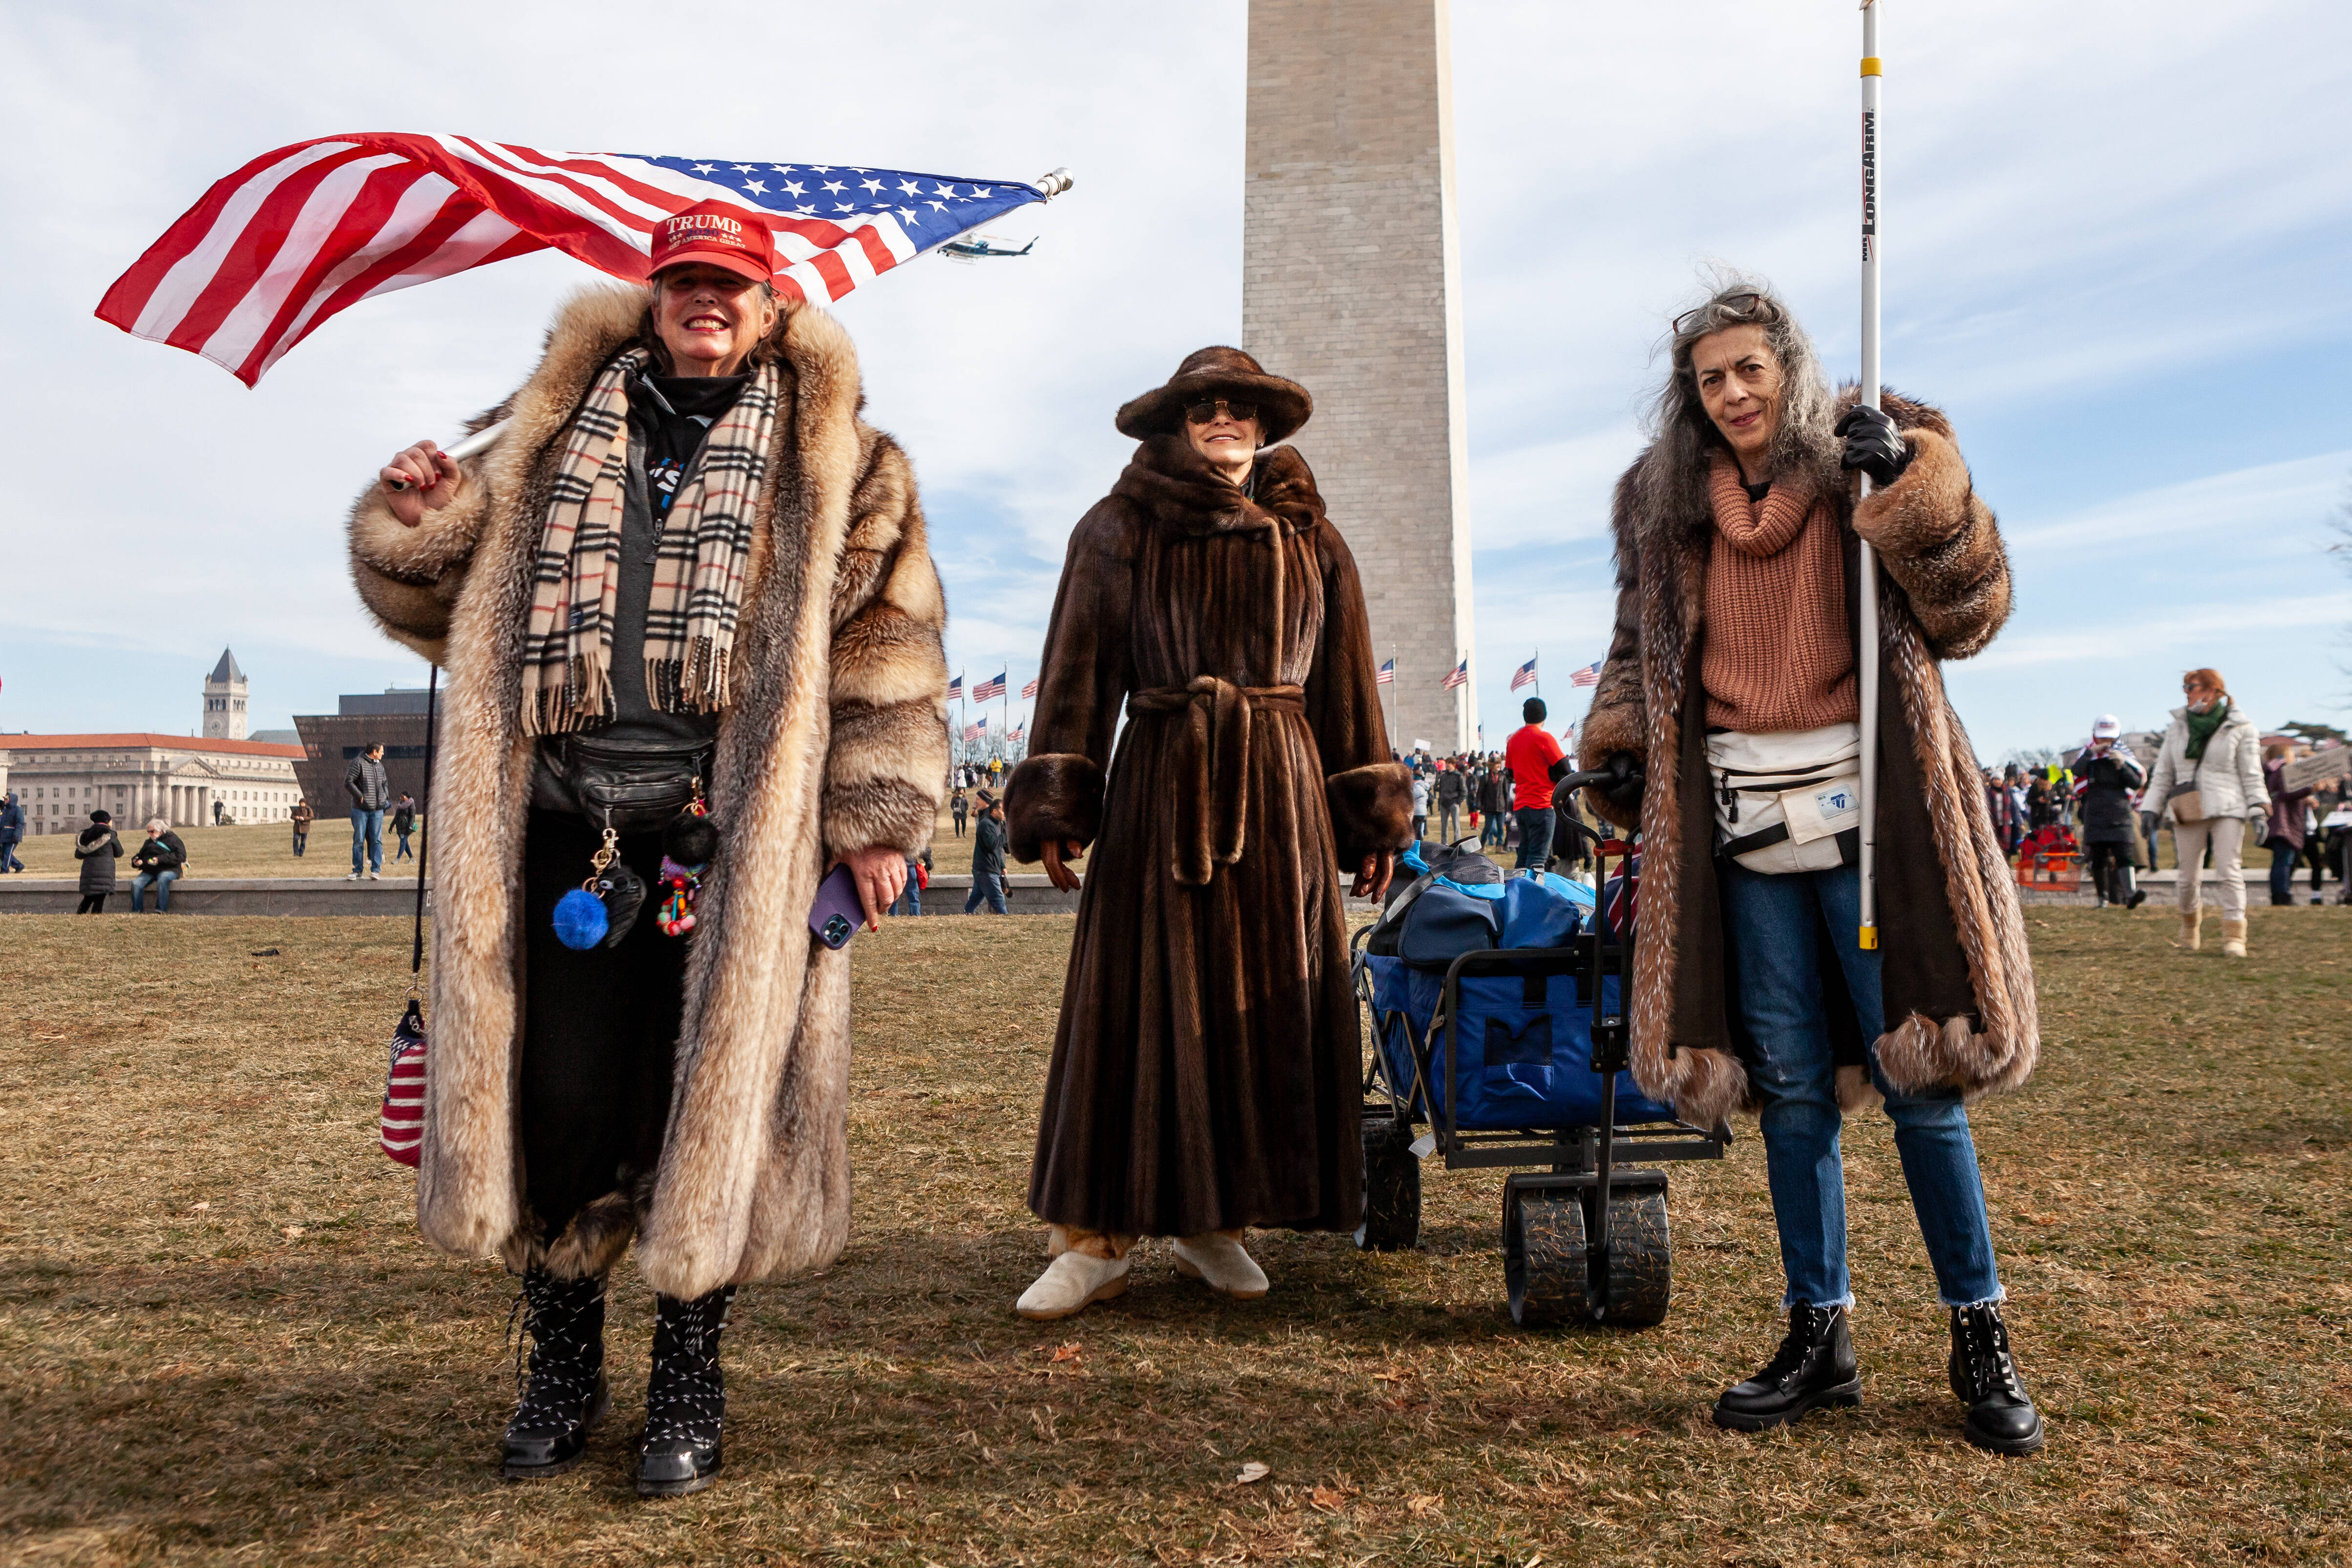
[1857,0,1884,952]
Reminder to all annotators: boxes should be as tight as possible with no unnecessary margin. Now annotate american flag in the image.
[1568,660,1603,688]
[1510,657,1538,692]
[974,670,1007,701]
[97,134,1055,386]
[1376,658,1395,686]
[947,674,964,701]
[1441,658,1469,692]
[964,715,989,742]
[1020,677,1039,699]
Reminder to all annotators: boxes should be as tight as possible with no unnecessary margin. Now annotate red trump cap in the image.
[649,200,775,284]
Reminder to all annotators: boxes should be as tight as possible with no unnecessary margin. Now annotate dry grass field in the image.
[2,905,2347,1566]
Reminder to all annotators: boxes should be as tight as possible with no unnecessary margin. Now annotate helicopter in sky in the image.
[939,233,1038,263]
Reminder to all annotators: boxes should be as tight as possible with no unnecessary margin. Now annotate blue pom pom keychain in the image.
[553,886,609,950]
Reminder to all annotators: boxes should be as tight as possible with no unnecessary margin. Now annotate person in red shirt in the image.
[1504,698,1569,871]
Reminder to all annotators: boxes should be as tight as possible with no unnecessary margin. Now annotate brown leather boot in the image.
[2175,909,2202,951]
[2221,916,2247,958]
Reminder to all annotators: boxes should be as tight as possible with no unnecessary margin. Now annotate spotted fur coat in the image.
[1577,392,2037,1127]
[346,286,949,1297]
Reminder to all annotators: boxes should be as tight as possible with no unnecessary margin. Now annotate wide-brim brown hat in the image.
[1115,346,1312,445]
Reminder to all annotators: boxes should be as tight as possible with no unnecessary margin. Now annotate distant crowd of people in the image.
[1992,670,2347,958]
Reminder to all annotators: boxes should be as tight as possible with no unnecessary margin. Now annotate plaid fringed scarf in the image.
[519,348,780,734]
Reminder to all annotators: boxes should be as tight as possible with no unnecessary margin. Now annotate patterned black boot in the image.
[1712,1302,1862,1431]
[501,1268,610,1479]
[1949,1302,2045,1455]
[637,1285,737,1498]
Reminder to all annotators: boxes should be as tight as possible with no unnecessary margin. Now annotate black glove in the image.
[2139,810,2158,842]
[1598,750,1645,816]
[1835,404,1913,487]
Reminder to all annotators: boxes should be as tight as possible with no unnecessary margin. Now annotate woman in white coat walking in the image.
[2142,667,2267,957]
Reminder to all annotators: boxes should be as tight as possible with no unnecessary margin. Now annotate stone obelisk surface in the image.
[1244,0,1474,755]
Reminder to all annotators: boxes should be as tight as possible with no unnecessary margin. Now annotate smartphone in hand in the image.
[808,862,867,950]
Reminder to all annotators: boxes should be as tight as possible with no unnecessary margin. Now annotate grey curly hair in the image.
[1631,273,1841,530]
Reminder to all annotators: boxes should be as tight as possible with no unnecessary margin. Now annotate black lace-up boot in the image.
[636,1285,737,1498]
[1949,1302,2045,1454]
[1712,1302,1862,1431]
[501,1268,610,1479]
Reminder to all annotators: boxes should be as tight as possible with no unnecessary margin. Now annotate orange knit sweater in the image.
[1700,454,1857,733]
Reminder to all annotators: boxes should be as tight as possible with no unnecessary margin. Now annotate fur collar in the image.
[1112,436,1327,539]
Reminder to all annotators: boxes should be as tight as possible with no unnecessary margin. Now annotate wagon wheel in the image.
[1504,1183,1591,1327]
[1593,1185,1672,1328]
[1355,1110,1422,1251]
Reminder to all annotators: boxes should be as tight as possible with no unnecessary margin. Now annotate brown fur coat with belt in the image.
[1005,437,1412,1239]
[1577,391,2037,1128]
[345,285,950,1298]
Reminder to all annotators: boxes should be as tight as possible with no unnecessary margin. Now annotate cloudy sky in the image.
[3,0,2348,758]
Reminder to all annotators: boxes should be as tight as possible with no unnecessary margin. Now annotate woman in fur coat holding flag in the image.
[352,202,949,1495]
[1005,348,1412,1320]
[1577,280,2045,1454]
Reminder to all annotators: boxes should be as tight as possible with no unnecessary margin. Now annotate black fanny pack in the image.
[553,736,716,833]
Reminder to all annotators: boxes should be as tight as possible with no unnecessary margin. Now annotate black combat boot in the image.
[636,1285,737,1497]
[501,1268,610,1478]
[1949,1302,2044,1454]
[1712,1302,1862,1431]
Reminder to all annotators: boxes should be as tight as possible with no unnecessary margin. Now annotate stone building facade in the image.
[0,735,304,834]
[1244,0,1475,753]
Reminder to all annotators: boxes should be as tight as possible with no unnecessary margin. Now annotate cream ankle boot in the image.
[1015,1250,1129,1321]
[1171,1232,1269,1300]
[2176,909,2202,951]
[2221,916,2247,958]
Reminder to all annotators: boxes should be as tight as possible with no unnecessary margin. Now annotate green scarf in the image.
[2183,697,2230,761]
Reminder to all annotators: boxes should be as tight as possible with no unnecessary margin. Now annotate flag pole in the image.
[1857,0,1885,952]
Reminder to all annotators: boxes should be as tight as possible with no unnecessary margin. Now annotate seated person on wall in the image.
[350,201,949,1498]
[1004,347,1413,1321]
[1578,278,2045,1455]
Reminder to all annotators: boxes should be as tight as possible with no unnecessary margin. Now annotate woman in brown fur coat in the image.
[1004,348,1412,1320]
[351,206,948,1495]
[1577,281,2043,1454]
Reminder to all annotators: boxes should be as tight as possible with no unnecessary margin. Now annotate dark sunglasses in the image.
[1183,398,1259,425]
[1673,291,1768,337]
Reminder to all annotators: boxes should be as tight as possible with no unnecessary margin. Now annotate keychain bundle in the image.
[551,780,718,950]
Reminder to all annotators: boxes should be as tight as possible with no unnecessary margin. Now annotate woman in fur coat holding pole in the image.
[351,203,949,1495]
[1005,348,1413,1320]
[1577,280,2045,1454]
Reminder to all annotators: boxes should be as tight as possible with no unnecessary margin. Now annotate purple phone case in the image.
[808,863,866,949]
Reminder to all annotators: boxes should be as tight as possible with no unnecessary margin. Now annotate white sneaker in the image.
[1014,1250,1130,1321]
[1172,1232,1270,1300]
[367,871,381,880]
[344,872,360,881]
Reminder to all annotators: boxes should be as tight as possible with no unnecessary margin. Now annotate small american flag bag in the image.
[379,669,437,1166]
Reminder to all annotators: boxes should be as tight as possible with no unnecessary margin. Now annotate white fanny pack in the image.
[1706,722,1864,875]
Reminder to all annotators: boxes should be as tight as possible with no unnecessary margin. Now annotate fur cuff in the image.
[1637,1043,1751,1131]
[346,473,492,660]
[498,1183,646,1281]
[1853,428,1971,560]
[822,699,949,860]
[1325,762,1414,866]
[1006,753,1104,863]
[1575,703,1646,832]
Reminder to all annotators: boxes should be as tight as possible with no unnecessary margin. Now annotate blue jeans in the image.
[964,872,1008,914]
[0,840,21,871]
[394,828,414,861]
[1721,860,2004,1311]
[2270,842,2301,903]
[1513,806,1554,871]
[351,808,384,873]
[895,876,923,916]
[131,869,179,912]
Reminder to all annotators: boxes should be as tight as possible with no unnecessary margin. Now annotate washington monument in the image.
[1244,0,1476,754]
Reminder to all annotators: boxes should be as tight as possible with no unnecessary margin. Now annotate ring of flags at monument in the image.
[1441,658,1469,692]
[1568,659,1603,687]
[973,670,1007,701]
[1510,656,1538,692]
[1375,659,1395,686]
